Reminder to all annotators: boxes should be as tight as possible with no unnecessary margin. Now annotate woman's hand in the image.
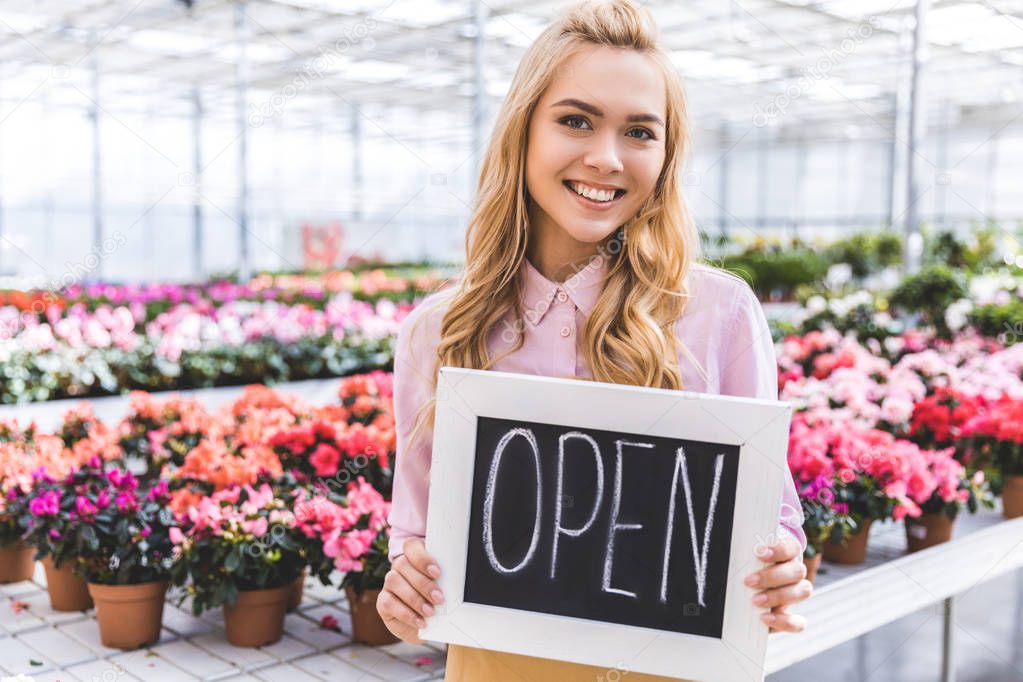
[744,534,813,633]
[376,538,444,644]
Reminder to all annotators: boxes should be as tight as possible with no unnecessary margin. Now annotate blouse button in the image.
[556,290,568,303]
[560,326,571,337]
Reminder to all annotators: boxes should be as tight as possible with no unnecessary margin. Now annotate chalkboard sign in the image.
[422,368,791,682]
[466,416,739,638]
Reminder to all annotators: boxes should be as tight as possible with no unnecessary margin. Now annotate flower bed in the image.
[0,296,407,403]
[779,328,1023,563]
[0,372,397,648]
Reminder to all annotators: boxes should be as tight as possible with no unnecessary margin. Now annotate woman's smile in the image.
[562,179,627,211]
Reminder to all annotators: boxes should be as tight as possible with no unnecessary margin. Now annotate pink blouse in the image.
[387,253,806,561]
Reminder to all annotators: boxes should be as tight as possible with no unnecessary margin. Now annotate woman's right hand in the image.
[376,538,444,644]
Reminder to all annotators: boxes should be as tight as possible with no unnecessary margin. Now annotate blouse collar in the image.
[520,252,610,327]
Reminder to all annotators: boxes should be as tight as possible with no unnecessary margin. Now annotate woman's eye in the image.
[628,127,655,141]
[560,115,591,130]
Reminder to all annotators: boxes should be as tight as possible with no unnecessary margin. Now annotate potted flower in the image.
[0,482,33,584]
[75,470,179,649]
[0,426,38,584]
[20,458,106,611]
[961,396,1023,518]
[338,371,394,426]
[2,425,104,585]
[789,414,922,564]
[295,476,395,644]
[57,403,123,463]
[268,415,393,496]
[169,482,305,647]
[795,476,852,584]
[907,388,984,465]
[903,448,993,552]
[340,527,394,645]
[117,392,220,478]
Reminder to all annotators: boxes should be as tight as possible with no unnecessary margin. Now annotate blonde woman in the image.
[377,1,812,679]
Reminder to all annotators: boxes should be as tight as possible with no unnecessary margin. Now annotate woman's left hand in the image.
[744,534,813,633]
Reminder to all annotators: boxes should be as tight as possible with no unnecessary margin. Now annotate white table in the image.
[766,506,1023,681]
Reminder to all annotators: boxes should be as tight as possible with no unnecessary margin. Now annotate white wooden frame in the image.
[421,367,793,682]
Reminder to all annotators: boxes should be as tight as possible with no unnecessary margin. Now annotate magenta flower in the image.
[147,479,169,501]
[75,496,98,519]
[114,492,137,513]
[106,468,138,491]
[29,490,60,516]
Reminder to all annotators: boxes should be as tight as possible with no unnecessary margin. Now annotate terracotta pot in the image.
[822,517,874,565]
[88,581,168,649]
[1002,475,1023,519]
[223,584,290,647]
[804,553,822,584]
[904,512,955,553]
[287,569,307,613]
[346,585,399,645]
[42,556,93,611]
[0,541,35,584]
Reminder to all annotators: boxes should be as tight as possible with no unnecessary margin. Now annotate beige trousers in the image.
[444,644,694,681]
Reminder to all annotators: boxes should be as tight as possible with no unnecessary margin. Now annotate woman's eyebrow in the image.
[551,98,664,127]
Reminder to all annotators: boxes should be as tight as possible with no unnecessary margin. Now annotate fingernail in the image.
[416,618,426,628]
[761,613,775,624]
[753,593,767,606]
[745,574,760,587]
[756,546,772,559]
[431,589,444,604]
[428,564,441,578]
[422,603,435,616]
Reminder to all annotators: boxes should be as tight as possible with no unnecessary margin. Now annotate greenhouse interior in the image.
[0,0,1021,680]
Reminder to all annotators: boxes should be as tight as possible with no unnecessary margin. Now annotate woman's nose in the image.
[583,133,624,175]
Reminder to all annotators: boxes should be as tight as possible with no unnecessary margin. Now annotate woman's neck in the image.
[525,222,601,284]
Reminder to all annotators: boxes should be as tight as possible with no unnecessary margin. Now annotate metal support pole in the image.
[941,596,955,682]
[471,0,488,193]
[885,92,899,230]
[351,101,362,223]
[936,99,949,230]
[985,129,999,223]
[235,0,251,281]
[795,136,807,241]
[717,122,730,240]
[903,0,929,274]
[91,39,104,280]
[756,128,768,232]
[192,87,204,280]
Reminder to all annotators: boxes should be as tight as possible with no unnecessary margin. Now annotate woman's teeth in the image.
[567,181,620,203]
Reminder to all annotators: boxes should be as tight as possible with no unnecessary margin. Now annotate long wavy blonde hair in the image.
[409,0,704,445]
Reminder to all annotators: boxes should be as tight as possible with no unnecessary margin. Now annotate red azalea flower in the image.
[309,443,341,477]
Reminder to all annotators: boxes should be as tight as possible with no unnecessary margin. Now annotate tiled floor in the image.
[4,512,1020,681]
[0,565,446,681]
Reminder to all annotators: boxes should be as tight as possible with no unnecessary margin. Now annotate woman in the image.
[377,1,812,679]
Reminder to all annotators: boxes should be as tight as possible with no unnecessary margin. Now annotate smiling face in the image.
[525,44,668,253]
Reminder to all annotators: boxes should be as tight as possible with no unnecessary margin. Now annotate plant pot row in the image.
[0,554,395,649]
[806,473,1023,582]
[815,512,956,569]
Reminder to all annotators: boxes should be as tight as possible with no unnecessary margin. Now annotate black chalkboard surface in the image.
[463,415,740,639]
